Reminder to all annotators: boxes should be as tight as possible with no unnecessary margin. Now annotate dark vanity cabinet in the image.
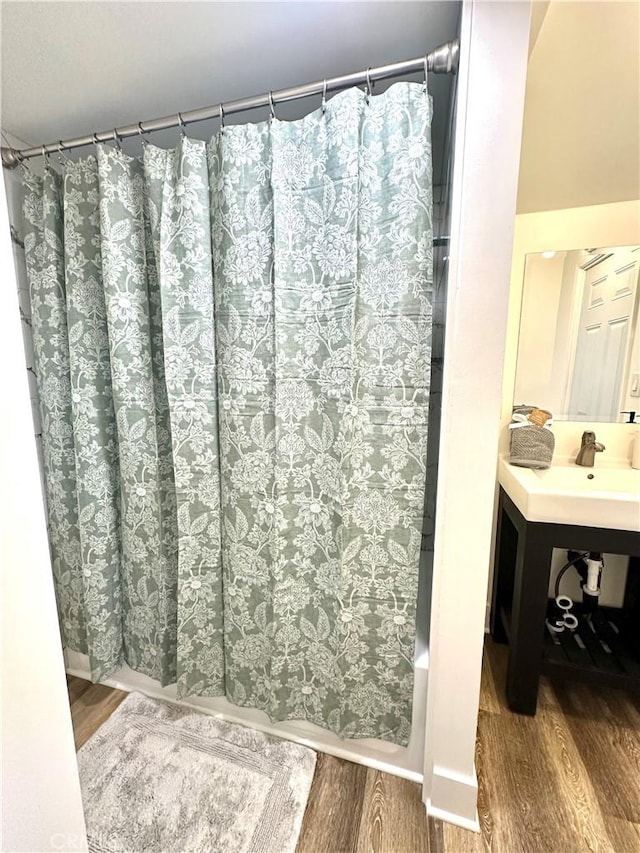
[491,487,640,715]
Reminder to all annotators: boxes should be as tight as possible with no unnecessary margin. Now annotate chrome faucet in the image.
[575,431,605,467]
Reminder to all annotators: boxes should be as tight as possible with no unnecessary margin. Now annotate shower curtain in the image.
[22,83,432,744]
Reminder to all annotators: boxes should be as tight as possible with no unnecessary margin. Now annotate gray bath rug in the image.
[77,691,316,853]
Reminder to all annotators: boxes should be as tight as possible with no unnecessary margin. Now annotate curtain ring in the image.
[138,121,150,146]
[219,103,225,134]
[365,68,372,102]
[177,112,187,139]
[321,80,327,115]
[57,141,70,165]
[268,91,276,121]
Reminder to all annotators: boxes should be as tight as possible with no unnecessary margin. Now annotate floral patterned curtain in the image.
[22,83,432,744]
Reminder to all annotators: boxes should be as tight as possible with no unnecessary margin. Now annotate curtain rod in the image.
[1,40,458,169]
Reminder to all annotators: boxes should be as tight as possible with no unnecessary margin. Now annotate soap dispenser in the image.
[621,411,640,469]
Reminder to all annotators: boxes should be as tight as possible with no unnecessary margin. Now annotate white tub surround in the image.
[66,648,430,783]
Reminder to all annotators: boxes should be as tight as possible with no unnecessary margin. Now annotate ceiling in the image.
[0,1,459,181]
[4,2,637,215]
[517,0,640,213]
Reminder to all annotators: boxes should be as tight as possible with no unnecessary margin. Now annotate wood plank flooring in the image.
[67,638,640,852]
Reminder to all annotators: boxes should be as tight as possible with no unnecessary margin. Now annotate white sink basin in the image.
[498,456,640,531]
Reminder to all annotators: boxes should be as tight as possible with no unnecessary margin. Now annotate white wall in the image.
[0,166,88,852]
[517,1,640,213]
[422,0,531,829]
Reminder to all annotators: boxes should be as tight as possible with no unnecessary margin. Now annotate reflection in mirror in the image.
[515,245,640,423]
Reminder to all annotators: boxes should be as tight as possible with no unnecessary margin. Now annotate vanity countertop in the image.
[498,455,640,532]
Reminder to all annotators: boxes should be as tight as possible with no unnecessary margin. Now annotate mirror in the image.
[514,245,640,422]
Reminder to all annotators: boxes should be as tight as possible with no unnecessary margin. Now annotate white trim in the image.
[422,0,532,827]
[427,806,480,834]
[426,764,480,832]
[66,651,425,784]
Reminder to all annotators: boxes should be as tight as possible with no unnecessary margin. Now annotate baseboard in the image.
[66,651,424,784]
[426,764,480,832]
[427,803,480,833]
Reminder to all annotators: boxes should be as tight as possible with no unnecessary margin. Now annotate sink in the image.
[498,456,640,531]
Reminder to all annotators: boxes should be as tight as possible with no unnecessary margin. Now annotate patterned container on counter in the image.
[509,406,554,469]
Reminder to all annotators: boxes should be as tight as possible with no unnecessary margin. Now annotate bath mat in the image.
[77,691,316,853]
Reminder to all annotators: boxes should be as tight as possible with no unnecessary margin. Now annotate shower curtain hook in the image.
[321,80,327,115]
[177,112,187,139]
[137,122,150,147]
[92,133,100,148]
[57,141,70,165]
[112,128,122,151]
[423,55,428,93]
[268,91,276,122]
[41,144,50,162]
[365,68,372,103]
[219,103,225,134]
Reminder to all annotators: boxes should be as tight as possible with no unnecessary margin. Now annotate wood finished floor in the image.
[68,638,640,852]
